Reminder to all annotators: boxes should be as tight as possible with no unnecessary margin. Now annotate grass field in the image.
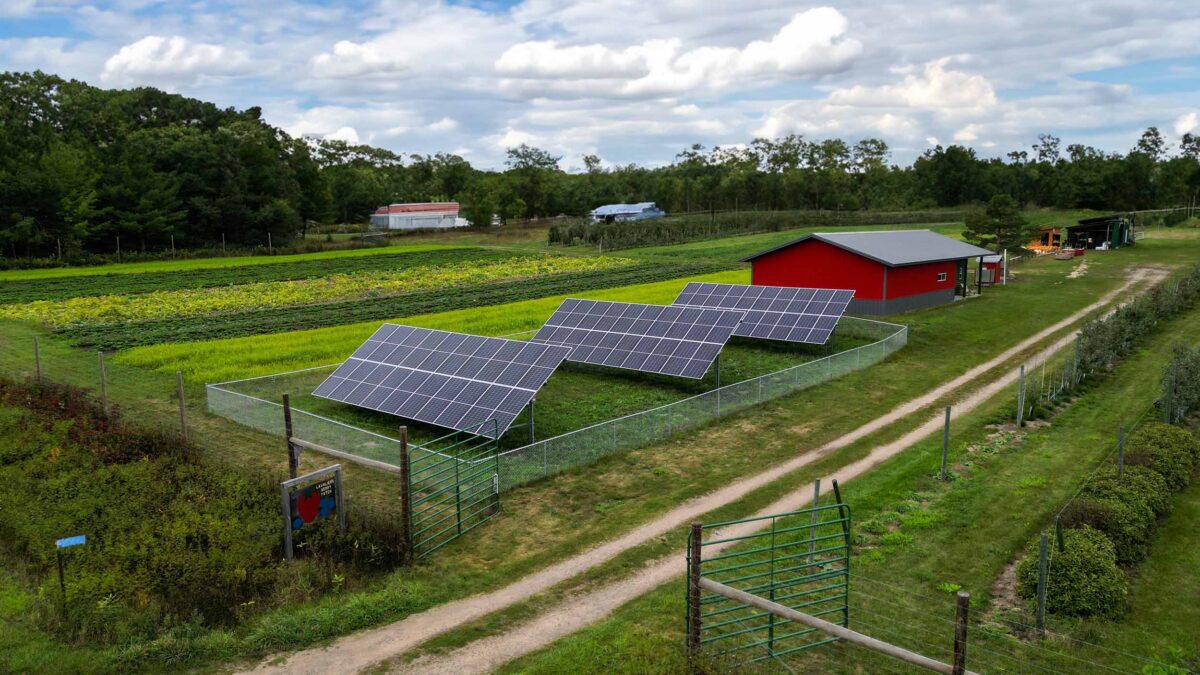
[0,217,1195,673]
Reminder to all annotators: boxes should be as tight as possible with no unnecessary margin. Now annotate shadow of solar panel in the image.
[312,324,572,438]
[672,282,854,345]
[531,298,745,379]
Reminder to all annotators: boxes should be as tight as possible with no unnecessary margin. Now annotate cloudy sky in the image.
[2,0,1199,169]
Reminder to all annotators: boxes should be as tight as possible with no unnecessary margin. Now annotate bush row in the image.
[1161,343,1200,424]
[1075,263,1200,384]
[548,209,966,250]
[0,378,407,646]
[1016,422,1200,616]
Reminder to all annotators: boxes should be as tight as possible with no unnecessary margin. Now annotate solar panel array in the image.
[531,298,746,379]
[312,325,572,438]
[672,282,854,345]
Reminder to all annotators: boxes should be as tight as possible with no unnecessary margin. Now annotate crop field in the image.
[0,246,494,304]
[2,254,631,327]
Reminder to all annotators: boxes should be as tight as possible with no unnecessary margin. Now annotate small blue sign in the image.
[55,535,86,549]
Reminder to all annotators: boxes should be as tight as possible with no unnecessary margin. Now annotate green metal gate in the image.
[686,491,851,665]
[407,420,501,558]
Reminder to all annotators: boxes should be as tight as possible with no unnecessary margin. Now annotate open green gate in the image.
[407,421,501,558]
[686,491,851,665]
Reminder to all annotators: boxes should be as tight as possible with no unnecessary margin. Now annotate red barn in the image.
[742,230,994,315]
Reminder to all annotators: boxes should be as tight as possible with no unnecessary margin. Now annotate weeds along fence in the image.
[207,317,906,491]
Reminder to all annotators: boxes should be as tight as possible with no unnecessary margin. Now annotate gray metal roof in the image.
[742,230,994,267]
[590,202,658,216]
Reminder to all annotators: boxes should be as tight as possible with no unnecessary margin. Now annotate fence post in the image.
[808,479,821,563]
[97,351,108,418]
[176,371,188,443]
[1016,364,1026,427]
[34,336,42,385]
[1117,424,1125,476]
[1036,533,1048,637]
[1055,516,1064,553]
[282,394,297,479]
[399,427,414,563]
[527,399,536,445]
[940,405,951,480]
[952,590,970,675]
[687,522,703,657]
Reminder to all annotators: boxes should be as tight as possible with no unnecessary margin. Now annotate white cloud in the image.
[1175,112,1199,136]
[672,104,700,116]
[495,8,862,98]
[325,126,360,144]
[311,41,407,78]
[827,58,996,112]
[954,123,983,141]
[428,117,459,132]
[101,36,250,85]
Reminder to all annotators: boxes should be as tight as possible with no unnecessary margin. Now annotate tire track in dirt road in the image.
[246,268,1162,675]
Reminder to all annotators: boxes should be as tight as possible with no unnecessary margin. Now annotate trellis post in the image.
[940,405,951,480]
[34,336,42,385]
[1036,533,1048,637]
[176,371,188,443]
[97,351,108,418]
[1116,424,1125,476]
[1017,364,1027,427]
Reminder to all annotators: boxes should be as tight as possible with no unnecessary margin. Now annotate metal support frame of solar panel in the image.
[312,325,572,439]
[672,282,854,345]
[530,298,746,379]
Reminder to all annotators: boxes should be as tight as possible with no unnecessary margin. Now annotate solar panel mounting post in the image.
[527,399,536,445]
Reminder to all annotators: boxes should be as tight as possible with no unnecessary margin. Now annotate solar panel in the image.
[530,299,745,379]
[672,282,854,345]
[312,325,572,438]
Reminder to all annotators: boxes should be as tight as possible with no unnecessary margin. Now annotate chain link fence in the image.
[206,317,907,490]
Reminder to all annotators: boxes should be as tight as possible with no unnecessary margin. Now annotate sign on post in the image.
[280,465,346,560]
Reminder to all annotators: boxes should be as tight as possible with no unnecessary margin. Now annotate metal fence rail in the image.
[206,317,906,490]
[494,317,906,490]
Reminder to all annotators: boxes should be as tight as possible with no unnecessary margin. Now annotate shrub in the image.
[1016,526,1126,617]
[1126,422,1197,490]
[1064,484,1156,564]
[1084,466,1172,518]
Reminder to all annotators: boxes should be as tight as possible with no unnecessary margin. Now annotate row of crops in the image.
[2,255,632,327]
[0,246,489,304]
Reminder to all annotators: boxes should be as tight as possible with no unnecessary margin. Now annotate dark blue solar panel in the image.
[312,325,572,438]
[672,282,854,345]
[531,299,745,379]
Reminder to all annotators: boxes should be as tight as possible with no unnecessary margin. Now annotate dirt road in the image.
[247,268,1160,675]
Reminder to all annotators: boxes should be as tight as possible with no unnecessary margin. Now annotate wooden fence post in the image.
[34,336,42,385]
[940,405,951,480]
[1036,533,1048,637]
[97,351,108,418]
[688,522,703,656]
[282,394,297,479]
[399,427,414,563]
[176,371,188,443]
[952,591,970,675]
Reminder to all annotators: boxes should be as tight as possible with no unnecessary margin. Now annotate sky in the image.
[2,0,1199,170]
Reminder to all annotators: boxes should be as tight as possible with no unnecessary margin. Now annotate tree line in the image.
[3,70,1199,261]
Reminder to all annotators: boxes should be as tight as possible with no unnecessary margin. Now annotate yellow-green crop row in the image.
[117,270,749,384]
[3,255,633,328]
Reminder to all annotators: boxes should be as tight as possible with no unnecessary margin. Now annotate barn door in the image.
[955,259,967,296]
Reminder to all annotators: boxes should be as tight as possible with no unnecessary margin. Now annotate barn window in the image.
[937,272,948,282]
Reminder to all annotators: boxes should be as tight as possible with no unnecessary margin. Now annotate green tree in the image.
[963,194,1034,251]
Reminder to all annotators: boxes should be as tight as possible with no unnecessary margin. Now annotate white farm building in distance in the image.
[369,202,469,230]
[589,202,666,223]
